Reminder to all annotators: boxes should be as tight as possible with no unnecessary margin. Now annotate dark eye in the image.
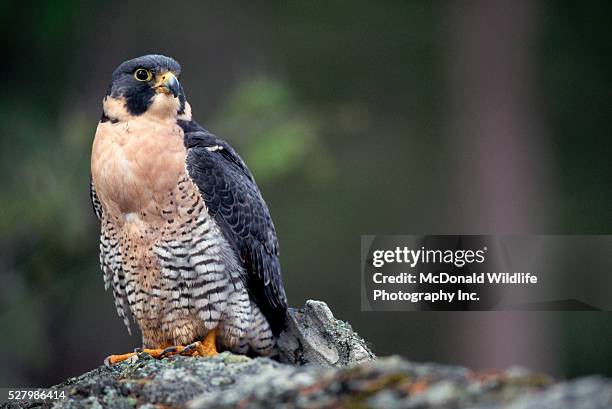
[134,68,152,81]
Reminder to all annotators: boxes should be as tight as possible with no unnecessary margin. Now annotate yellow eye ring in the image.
[134,68,152,81]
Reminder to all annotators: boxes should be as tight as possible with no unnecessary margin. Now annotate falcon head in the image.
[103,54,189,120]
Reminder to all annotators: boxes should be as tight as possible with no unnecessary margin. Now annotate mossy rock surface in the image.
[3,301,611,409]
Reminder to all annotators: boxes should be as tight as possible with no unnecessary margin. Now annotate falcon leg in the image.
[169,329,218,358]
[196,328,219,357]
[104,330,219,365]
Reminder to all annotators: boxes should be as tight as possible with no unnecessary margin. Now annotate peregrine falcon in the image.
[90,55,287,364]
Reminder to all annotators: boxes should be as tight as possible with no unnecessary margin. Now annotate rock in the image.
[3,300,611,409]
[277,300,376,366]
[501,376,612,409]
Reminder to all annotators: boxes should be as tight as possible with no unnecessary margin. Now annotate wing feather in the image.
[181,121,288,333]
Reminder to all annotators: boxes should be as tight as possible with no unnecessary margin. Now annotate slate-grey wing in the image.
[182,122,288,334]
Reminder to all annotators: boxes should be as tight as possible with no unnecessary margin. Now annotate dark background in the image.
[0,0,610,386]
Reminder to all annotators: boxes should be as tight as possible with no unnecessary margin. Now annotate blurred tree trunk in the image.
[446,0,560,374]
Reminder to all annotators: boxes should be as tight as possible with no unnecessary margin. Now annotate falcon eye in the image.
[134,68,152,82]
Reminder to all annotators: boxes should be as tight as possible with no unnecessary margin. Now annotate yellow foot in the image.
[104,329,219,365]
[197,328,219,357]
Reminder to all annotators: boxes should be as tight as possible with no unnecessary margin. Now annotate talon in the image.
[159,346,178,358]
[126,354,139,364]
[181,342,198,355]
[104,352,138,365]
[104,331,219,365]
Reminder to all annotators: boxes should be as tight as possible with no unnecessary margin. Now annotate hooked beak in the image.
[154,71,180,98]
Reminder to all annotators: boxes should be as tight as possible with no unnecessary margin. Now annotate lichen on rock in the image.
[277,300,376,366]
[4,300,611,409]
